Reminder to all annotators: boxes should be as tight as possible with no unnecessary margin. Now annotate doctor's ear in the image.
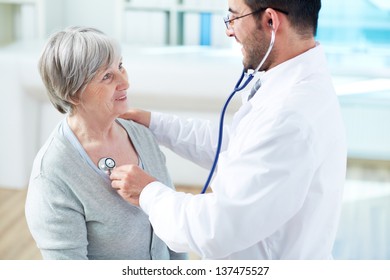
[264,8,280,31]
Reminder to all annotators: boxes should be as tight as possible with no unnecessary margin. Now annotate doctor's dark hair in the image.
[38,26,121,114]
[245,0,321,37]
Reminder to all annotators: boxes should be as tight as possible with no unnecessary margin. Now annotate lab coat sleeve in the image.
[149,112,230,169]
[140,111,315,259]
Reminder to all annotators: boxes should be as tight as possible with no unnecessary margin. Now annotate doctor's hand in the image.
[110,165,157,206]
[119,109,151,128]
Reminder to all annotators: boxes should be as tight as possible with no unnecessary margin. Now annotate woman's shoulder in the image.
[117,118,149,131]
[31,124,77,182]
[116,118,156,142]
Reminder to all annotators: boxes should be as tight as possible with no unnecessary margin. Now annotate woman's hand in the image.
[119,109,151,128]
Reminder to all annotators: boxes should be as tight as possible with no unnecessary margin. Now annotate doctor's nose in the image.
[225,28,235,37]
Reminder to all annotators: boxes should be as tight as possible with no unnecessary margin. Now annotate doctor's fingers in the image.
[110,164,135,175]
[110,164,139,182]
[110,165,156,190]
[110,175,142,206]
[119,108,151,128]
[111,177,127,190]
[115,185,141,206]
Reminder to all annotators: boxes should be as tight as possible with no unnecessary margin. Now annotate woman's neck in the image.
[66,113,119,145]
[66,113,138,168]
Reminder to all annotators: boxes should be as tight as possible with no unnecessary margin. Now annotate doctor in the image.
[111,0,347,259]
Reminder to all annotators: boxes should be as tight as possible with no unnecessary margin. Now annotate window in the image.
[317,0,390,76]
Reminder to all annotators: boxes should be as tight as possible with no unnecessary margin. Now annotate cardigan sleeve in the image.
[25,175,89,259]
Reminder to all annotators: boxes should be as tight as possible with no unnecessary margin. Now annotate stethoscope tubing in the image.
[200,71,255,194]
[200,29,275,194]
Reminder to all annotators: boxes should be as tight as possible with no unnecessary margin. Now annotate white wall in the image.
[123,10,167,46]
[0,46,44,188]
[334,180,390,259]
[61,0,123,40]
[341,99,390,160]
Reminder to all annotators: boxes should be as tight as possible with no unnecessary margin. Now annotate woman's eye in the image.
[103,73,112,80]
[119,62,123,70]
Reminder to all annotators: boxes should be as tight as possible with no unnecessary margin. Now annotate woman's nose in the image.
[117,71,129,91]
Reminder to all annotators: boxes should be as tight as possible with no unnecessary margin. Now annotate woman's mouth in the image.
[115,94,127,101]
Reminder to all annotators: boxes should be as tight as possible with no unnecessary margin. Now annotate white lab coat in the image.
[140,44,347,259]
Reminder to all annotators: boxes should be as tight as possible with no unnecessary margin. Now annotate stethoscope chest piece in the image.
[98,157,116,174]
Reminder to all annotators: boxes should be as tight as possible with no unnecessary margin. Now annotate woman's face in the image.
[76,57,129,119]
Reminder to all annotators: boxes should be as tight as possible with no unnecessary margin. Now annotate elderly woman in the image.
[25,26,186,260]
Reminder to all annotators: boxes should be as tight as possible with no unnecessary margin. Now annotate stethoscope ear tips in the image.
[98,157,116,174]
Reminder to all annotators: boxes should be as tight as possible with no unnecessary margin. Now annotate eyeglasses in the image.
[223,7,289,30]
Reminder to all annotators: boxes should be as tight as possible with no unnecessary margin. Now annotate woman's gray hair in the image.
[38,26,121,114]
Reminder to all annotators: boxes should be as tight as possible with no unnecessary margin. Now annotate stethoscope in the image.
[98,157,116,175]
[200,29,276,194]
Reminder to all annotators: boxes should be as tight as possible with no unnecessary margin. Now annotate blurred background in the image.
[0,0,389,260]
